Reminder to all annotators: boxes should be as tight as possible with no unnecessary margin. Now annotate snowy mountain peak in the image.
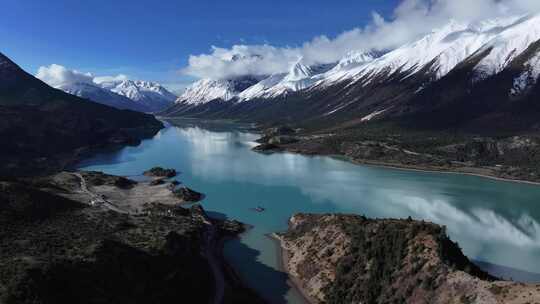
[179,13,540,106]
[177,76,261,105]
[318,13,540,85]
[237,60,337,100]
[334,50,379,70]
[98,79,177,112]
[37,70,176,113]
[320,50,382,84]
[474,14,540,78]
[284,58,313,82]
[178,79,234,105]
[56,81,149,112]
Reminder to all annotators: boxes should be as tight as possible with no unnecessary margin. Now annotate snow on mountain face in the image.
[45,76,175,112]
[57,82,148,112]
[334,14,540,85]
[317,50,380,85]
[284,59,313,82]
[236,74,287,100]
[180,13,540,106]
[238,59,336,100]
[511,51,540,95]
[218,51,377,101]
[177,77,261,105]
[475,15,540,78]
[177,79,239,105]
[99,80,177,112]
[318,21,481,86]
[335,51,381,70]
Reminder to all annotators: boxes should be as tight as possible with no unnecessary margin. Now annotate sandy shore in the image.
[267,233,318,304]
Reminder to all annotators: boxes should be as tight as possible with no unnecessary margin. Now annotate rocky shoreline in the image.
[0,170,263,304]
[274,213,540,304]
[268,233,318,304]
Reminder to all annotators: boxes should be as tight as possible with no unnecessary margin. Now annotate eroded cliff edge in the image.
[275,213,540,304]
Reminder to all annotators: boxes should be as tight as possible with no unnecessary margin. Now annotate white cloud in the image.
[93,74,129,84]
[36,64,129,88]
[182,45,301,80]
[182,0,540,80]
[36,64,94,87]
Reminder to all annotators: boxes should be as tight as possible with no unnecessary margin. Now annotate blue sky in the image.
[0,0,399,92]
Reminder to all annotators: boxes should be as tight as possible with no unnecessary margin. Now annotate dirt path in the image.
[73,173,126,213]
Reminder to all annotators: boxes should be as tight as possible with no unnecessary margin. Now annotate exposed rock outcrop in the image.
[173,187,204,203]
[252,143,284,152]
[276,213,540,304]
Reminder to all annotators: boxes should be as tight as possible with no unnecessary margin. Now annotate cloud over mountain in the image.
[182,0,540,80]
[36,64,95,87]
[36,64,128,87]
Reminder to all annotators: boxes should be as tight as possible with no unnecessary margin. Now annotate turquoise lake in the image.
[78,121,540,304]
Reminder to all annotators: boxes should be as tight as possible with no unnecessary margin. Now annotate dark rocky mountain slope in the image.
[0,52,163,176]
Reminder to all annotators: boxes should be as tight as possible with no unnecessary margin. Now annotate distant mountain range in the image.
[163,14,540,134]
[55,81,150,112]
[40,76,177,113]
[0,52,163,175]
[99,79,177,112]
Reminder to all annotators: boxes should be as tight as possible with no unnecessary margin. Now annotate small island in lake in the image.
[143,167,178,178]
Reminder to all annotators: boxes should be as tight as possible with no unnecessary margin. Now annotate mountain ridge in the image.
[162,13,540,134]
[35,68,177,113]
[101,79,177,112]
[56,81,150,112]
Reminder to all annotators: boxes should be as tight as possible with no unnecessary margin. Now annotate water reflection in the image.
[79,122,540,302]
[179,125,540,249]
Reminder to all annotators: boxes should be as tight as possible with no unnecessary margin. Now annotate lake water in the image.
[78,121,540,303]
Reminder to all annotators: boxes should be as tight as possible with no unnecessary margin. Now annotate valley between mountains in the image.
[2,7,540,304]
[161,14,540,183]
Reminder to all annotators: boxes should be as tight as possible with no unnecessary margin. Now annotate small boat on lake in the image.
[252,206,266,212]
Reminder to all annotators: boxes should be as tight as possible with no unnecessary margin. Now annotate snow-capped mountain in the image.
[238,59,336,100]
[325,15,540,85]
[56,82,149,112]
[511,52,540,95]
[176,76,261,105]
[175,59,337,104]
[41,76,176,113]
[99,80,177,112]
[177,79,238,105]
[164,13,540,133]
